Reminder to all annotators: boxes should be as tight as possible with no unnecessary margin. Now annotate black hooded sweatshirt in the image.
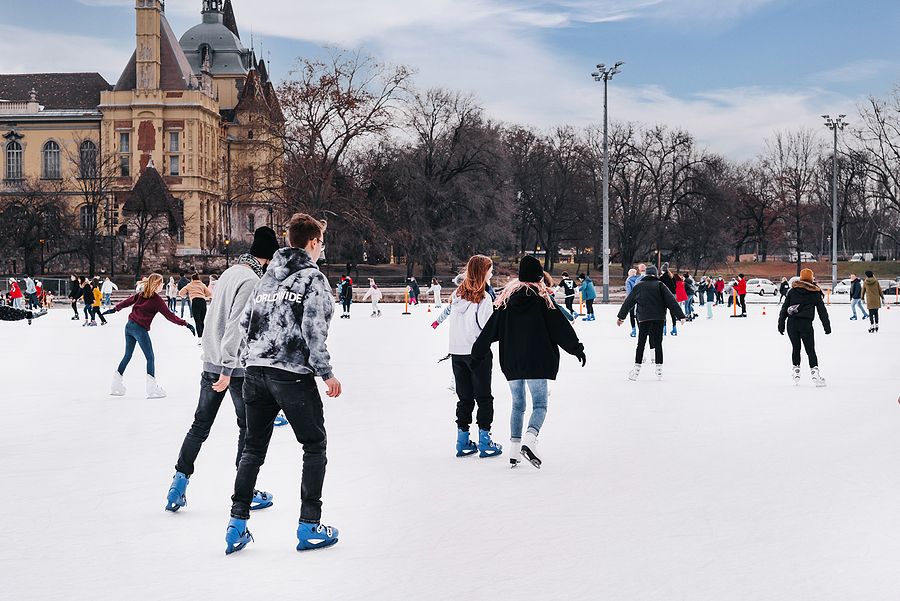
[617,275,685,322]
[471,286,583,381]
[778,282,831,334]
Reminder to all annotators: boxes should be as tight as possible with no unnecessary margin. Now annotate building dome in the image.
[179,11,250,77]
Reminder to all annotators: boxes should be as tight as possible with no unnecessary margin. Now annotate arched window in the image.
[42,141,60,179]
[6,141,22,180]
[80,204,97,231]
[80,140,98,179]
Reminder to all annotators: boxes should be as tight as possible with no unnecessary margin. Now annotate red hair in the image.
[455,255,492,303]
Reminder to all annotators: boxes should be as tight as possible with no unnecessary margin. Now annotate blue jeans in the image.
[850,298,868,318]
[82,303,92,319]
[180,296,193,318]
[167,297,176,312]
[508,379,548,440]
[685,296,694,315]
[102,292,111,306]
[117,320,155,376]
[175,372,247,476]
[232,366,327,522]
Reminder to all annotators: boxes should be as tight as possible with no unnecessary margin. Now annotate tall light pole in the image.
[823,114,846,289]
[592,61,624,303]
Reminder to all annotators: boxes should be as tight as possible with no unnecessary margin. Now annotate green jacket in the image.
[861,277,884,310]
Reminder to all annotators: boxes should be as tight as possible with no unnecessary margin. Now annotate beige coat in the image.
[861,277,884,310]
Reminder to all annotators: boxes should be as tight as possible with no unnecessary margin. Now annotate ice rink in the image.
[2,296,898,600]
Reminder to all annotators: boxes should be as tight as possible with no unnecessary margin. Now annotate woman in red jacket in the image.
[8,278,24,309]
[107,273,195,398]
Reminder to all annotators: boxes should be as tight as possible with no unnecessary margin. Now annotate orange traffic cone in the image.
[762,306,766,315]
[427,305,432,312]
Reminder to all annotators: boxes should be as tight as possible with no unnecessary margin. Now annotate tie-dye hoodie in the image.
[240,247,335,380]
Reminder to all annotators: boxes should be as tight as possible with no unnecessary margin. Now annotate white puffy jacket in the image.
[448,290,493,355]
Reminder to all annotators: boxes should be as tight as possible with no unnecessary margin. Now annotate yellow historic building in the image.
[0,0,283,273]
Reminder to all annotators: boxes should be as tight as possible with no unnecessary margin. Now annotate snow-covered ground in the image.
[2,298,898,600]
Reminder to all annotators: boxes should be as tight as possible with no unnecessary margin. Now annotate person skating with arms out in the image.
[471,256,585,469]
[616,265,685,380]
[777,268,831,386]
[165,227,280,514]
[225,213,342,554]
[107,273,196,398]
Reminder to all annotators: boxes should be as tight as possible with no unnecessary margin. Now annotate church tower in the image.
[135,0,162,91]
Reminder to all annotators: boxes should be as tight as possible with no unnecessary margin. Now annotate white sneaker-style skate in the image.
[146,375,167,398]
[654,364,663,380]
[520,431,542,469]
[811,367,826,388]
[792,365,801,386]
[110,371,126,396]
[628,363,641,381]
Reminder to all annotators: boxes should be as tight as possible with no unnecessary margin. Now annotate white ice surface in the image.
[2,298,899,600]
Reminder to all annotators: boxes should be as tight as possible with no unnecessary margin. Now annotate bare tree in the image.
[0,177,73,275]
[121,166,184,280]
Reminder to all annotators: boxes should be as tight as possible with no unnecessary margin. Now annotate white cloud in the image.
[0,24,131,77]
[813,60,896,84]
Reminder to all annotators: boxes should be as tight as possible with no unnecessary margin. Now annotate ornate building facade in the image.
[0,0,283,273]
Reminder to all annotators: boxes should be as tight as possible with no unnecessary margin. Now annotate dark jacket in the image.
[684,277,695,297]
[777,282,831,334]
[659,271,676,295]
[339,279,353,302]
[617,275,686,322]
[779,281,789,296]
[81,283,93,304]
[68,279,81,300]
[471,287,583,381]
[177,276,190,292]
[849,278,862,299]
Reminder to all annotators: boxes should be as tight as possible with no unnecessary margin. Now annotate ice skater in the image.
[178,273,213,341]
[557,271,577,315]
[861,270,884,333]
[427,277,442,307]
[616,265,685,380]
[362,278,382,317]
[339,274,353,318]
[471,256,585,469]
[577,273,596,321]
[777,268,831,386]
[625,268,640,336]
[165,227,280,513]
[107,273,195,398]
[67,274,81,320]
[225,213,342,554]
[848,274,867,321]
[447,255,502,458]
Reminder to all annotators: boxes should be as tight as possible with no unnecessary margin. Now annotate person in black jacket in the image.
[658,262,678,333]
[80,277,94,325]
[616,264,685,380]
[177,273,192,318]
[471,255,585,469]
[67,274,81,320]
[848,273,868,321]
[339,275,353,318]
[778,268,831,387]
[778,276,789,305]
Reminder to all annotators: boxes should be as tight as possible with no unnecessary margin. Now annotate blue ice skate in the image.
[296,521,339,551]
[478,429,503,458]
[671,326,677,336]
[630,327,636,337]
[456,429,477,457]
[165,472,189,512]
[225,518,253,555]
[250,489,273,511]
[273,413,288,427]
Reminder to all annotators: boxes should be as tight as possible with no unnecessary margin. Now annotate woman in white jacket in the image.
[427,277,442,307]
[362,278,383,317]
[448,255,502,458]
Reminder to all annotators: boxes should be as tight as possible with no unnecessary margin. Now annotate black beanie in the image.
[518,255,543,283]
[865,270,874,278]
[249,226,280,260]
[645,265,658,276]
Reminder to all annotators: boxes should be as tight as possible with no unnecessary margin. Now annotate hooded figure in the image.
[860,270,884,332]
[777,268,831,386]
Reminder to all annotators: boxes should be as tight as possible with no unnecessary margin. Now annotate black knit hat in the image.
[249,227,280,260]
[518,255,543,283]
[646,265,658,276]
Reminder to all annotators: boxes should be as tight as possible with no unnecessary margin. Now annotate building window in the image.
[6,141,22,180]
[248,213,255,231]
[80,205,97,231]
[42,141,60,179]
[80,140,98,178]
[169,132,179,152]
[177,227,185,244]
[120,155,130,177]
[120,133,130,153]
[170,155,179,176]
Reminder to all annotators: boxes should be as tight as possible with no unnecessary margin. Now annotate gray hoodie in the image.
[200,262,260,377]
[241,247,335,380]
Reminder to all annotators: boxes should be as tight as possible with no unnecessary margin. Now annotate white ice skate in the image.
[110,371,126,396]
[628,363,641,381]
[654,364,663,380]
[792,365,801,386]
[146,375,167,398]
[520,431,542,469]
[509,440,521,468]
[811,367,826,388]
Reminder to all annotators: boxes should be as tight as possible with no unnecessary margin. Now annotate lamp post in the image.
[823,114,846,290]
[592,61,624,303]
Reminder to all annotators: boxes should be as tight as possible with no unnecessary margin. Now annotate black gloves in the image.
[102,308,116,315]
[576,350,587,367]
[185,323,196,336]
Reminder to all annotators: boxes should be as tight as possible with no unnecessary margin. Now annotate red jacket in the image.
[735,278,747,295]
[9,282,22,299]
[114,293,187,331]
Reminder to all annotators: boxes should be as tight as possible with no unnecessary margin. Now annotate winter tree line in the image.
[6,47,900,279]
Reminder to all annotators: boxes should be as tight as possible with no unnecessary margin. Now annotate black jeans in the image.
[787,318,817,368]
[191,298,207,338]
[232,366,326,522]
[629,306,636,328]
[585,299,594,315]
[564,296,574,314]
[870,308,880,325]
[71,299,79,317]
[738,294,747,314]
[91,305,107,324]
[451,353,494,432]
[636,320,664,364]
[175,372,247,476]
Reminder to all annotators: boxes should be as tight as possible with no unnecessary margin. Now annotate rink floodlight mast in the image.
[591,61,624,303]
[823,114,846,290]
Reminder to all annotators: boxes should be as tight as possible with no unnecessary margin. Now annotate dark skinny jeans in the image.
[786,318,817,368]
[175,372,247,476]
[232,367,327,523]
[636,320,665,364]
[117,320,155,376]
[191,297,208,338]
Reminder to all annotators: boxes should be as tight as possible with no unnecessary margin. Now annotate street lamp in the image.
[592,61,625,303]
[823,114,846,290]
[225,239,230,267]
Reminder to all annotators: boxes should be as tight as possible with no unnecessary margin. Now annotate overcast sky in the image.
[2,0,899,160]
